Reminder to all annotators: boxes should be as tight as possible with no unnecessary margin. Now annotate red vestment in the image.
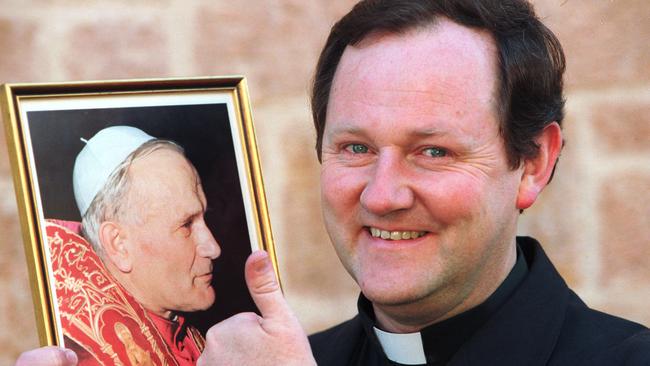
[47,220,205,365]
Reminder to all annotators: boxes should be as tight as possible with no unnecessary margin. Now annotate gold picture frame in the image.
[1,77,277,354]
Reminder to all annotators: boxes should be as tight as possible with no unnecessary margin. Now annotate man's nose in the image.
[360,151,414,216]
[196,222,221,259]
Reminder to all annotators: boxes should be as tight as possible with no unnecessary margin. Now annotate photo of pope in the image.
[46,125,221,365]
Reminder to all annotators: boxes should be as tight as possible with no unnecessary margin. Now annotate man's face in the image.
[320,20,525,328]
[119,148,221,318]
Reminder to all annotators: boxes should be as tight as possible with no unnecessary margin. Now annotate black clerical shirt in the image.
[356,245,528,366]
[310,237,650,366]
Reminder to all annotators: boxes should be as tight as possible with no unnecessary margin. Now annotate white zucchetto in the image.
[73,125,154,216]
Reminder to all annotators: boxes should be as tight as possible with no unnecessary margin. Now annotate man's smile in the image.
[367,227,428,241]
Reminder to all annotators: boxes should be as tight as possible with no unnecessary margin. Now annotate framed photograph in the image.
[1,77,277,363]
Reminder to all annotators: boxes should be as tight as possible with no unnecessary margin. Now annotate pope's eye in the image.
[346,144,369,154]
[423,147,447,157]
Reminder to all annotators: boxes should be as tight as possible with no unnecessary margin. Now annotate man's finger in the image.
[15,347,78,366]
[245,250,289,320]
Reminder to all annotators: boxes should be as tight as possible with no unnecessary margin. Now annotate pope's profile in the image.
[48,125,220,365]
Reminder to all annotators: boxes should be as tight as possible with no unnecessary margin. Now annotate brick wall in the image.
[0,0,648,363]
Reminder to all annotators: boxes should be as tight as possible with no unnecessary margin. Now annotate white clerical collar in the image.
[373,327,427,365]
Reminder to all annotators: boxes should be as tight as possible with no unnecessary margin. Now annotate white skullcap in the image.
[73,125,155,216]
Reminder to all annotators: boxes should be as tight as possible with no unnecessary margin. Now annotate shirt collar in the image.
[359,244,529,365]
[373,327,427,365]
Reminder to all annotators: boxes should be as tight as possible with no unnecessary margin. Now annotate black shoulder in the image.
[553,291,650,365]
[309,316,365,366]
[579,329,650,365]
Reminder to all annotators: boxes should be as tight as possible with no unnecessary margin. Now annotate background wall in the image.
[0,0,648,363]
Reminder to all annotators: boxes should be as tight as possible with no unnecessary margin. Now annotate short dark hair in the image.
[311,0,565,169]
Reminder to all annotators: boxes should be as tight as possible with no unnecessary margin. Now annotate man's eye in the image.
[422,147,447,157]
[346,144,369,154]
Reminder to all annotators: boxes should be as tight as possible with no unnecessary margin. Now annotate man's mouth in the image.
[368,227,427,241]
[197,273,213,282]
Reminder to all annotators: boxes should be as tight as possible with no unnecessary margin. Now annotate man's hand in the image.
[197,250,316,366]
[15,346,78,366]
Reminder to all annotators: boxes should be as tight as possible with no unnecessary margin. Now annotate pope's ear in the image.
[516,122,563,210]
[98,221,132,273]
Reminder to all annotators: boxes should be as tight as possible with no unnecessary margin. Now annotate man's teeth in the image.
[369,227,426,240]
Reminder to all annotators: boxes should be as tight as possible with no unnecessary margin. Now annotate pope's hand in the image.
[15,346,78,366]
[197,250,316,366]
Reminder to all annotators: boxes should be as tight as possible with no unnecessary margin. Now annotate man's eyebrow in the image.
[408,128,450,138]
[325,123,365,136]
[176,208,203,225]
[327,124,450,137]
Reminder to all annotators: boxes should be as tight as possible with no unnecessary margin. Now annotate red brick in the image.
[1,120,40,356]
[0,212,39,360]
[0,18,44,83]
[64,18,169,80]
[591,101,650,153]
[194,1,358,103]
[534,0,650,88]
[600,173,650,285]
[1,122,10,172]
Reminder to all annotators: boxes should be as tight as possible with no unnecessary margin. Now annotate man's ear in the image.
[98,221,133,273]
[516,122,563,210]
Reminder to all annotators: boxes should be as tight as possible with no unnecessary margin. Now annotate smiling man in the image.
[318,18,526,335]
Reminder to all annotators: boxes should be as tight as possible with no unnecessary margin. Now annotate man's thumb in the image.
[245,250,288,320]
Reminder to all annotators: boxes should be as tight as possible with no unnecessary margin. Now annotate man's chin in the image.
[199,290,217,310]
[361,283,435,308]
[183,290,216,312]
